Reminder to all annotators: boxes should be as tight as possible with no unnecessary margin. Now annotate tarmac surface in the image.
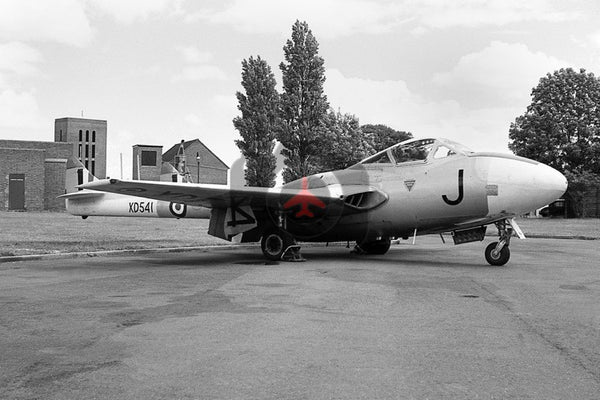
[1,237,599,400]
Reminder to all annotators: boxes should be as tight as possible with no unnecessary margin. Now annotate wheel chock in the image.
[281,245,305,262]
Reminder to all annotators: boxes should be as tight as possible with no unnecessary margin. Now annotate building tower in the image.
[54,117,107,179]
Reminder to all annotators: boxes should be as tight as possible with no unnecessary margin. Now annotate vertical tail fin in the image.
[65,156,97,193]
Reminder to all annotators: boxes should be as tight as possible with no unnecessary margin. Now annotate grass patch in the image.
[516,217,599,238]
[0,211,228,256]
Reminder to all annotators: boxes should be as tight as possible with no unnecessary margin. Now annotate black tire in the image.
[485,242,510,266]
[261,230,293,261]
[359,238,391,255]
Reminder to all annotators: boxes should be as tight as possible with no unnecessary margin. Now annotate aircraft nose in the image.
[485,155,568,216]
[538,163,568,200]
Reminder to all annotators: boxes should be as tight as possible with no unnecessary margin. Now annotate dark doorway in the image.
[9,174,25,210]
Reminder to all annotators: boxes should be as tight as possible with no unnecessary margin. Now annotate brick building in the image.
[0,140,74,211]
[1,117,107,212]
[54,117,107,178]
[133,139,229,184]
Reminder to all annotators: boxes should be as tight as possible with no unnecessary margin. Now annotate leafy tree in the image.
[278,20,329,183]
[361,124,412,152]
[233,56,279,187]
[317,110,374,171]
[509,68,600,175]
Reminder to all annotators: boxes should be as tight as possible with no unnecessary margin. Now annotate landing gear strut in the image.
[485,220,512,266]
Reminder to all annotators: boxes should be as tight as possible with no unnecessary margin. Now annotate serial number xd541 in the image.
[129,201,154,214]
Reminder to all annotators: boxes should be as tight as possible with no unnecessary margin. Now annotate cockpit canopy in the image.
[357,138,473,166]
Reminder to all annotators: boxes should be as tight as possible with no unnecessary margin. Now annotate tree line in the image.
[233,21,410,187]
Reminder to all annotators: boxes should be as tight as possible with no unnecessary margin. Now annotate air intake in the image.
[344,190,387,210]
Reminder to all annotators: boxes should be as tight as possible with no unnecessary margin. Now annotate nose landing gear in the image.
[485,220,513,266]
[485,241,510,265]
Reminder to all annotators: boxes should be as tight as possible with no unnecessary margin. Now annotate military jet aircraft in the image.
[72,138,567,265]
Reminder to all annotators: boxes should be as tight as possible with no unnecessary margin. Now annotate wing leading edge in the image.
[81,178,379,212]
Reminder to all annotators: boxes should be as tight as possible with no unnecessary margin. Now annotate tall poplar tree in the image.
[233,56,279,187]
[278,20,329,183]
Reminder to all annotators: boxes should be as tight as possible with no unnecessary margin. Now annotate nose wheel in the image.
[485,220,512,266]
[485,242,510,265]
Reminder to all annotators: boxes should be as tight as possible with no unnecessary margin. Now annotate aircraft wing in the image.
[59,190,105,199]
[81,178,377,211]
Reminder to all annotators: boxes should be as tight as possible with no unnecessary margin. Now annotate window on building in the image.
[78,144,82,158]
[77,169,83,190]
[85,160,88,169]
[92,131,96,142]
[59,129,63,141]
[141,150,157,166]
[91,161,95,176]
[85,144,89,158]
[92,145,95,158]
[79,130,82,141]
[86,130,89,141]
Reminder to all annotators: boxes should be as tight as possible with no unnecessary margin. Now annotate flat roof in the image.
[55,117,107,124]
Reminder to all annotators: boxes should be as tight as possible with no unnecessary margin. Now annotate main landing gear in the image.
[260,229,304,261]
[484,220,512,266]
[353,237,392,255]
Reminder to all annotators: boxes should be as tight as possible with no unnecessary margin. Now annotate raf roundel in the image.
[169,202,187,218]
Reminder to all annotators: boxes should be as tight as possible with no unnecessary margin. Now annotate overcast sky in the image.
[1,0,599,178]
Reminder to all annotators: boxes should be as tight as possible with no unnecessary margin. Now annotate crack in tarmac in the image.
[475,281,600,385]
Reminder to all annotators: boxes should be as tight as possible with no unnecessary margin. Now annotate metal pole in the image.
[196,152,201,183]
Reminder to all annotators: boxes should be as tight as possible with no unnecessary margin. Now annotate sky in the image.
[1,0,600,179]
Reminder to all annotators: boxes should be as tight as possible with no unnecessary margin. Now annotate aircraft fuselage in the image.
[280,151,566,244]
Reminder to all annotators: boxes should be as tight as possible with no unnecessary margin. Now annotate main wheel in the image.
[261,230,293,261]
[485,242,510,266]
[359,238,391,255]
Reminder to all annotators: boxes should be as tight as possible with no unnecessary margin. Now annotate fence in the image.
[580,188,600,217]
